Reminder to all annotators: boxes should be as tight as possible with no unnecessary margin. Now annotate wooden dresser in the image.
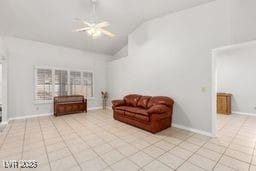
[217,93,232,115]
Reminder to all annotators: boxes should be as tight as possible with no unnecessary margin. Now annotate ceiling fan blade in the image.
[73,27,90,32]
[96,21,110,28]
[100,29,115,37]
[74,18,93,27]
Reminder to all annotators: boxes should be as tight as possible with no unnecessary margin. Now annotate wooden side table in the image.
[217,93,232,115]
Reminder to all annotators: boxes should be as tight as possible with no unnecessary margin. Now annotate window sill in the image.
[35,97,95,104]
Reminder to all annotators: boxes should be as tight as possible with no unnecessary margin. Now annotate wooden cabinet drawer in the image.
[217,93,232,114]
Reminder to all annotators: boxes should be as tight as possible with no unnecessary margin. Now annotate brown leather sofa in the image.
[112,94,174,133]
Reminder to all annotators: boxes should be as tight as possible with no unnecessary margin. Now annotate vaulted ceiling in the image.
[0,0,213,55]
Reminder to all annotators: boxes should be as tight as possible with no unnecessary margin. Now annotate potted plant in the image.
[101,91,108,110]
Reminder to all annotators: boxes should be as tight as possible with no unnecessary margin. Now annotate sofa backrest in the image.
[137,96,151,109]
[124,94,142,107]
[123,94,174,109]
[147,96,174,108]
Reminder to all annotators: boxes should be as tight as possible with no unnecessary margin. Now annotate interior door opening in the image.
[212,40,256,137]
[0,63,2,123]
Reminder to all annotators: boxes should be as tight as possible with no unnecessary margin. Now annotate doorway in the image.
[0,59,7,125]
[0,63,2,122]
[212,40,256,136]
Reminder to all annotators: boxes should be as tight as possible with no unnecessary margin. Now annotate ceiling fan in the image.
[73,0,115,39]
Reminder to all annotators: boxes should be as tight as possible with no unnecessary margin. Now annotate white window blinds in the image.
[35,68,53,101]
[35,67,94,103]
[70,71,82,95]
[54,70,68,96]
[82,72,93,98]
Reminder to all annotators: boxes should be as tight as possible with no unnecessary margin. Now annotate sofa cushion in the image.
[114,110,125,116]
[147,96,174,108]
[125,111,135,118]
[127,107,148,116]
[115,106,128,111]
[124,94,142,107]
[115,106,148,116]
[137,96,151,109]
[135,114,150,122]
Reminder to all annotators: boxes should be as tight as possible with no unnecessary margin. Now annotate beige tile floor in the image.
[0,110,256,171]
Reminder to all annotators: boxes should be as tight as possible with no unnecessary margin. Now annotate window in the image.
[82,72,93,97]
[35,67,94,103]
[54,70,68,96]
[70,71,82,95]
[35,68,53,101]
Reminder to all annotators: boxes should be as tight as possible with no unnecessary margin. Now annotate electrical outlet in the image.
[36,107,39,111]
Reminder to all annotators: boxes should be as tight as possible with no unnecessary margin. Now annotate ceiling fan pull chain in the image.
[93,4,96,16]
[92,0,96,22]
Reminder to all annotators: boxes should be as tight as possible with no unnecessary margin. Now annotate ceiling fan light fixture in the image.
[87,27,102,39]
[73,0,115,39]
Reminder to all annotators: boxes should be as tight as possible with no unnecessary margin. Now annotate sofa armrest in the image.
[112,100,126,107]
[148,104,170,114]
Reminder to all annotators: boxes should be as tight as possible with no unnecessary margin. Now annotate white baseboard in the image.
[8,113,52,121]
[3,105,109,124]
[88,107,102,110]
[7,107,103,122]
[232,111,256,116]
[172,123,213,137]
[0,121,8,125]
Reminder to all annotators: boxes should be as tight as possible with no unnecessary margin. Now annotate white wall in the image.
[108,1,231,134]
[113,45,128,60]
[5,37,111,119]
[217,41,256,115]
[229,0,256,44]
[108,0,256,134]
[0,64,2,105]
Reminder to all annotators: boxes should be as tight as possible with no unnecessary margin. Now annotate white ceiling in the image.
[0,0,214,55]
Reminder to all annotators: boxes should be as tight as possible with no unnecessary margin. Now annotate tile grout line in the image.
[156,133,200,170]
[19,119,27,171]
[2,111,255,171]
[72,111,211,170]
[212,115,249,170]
[0,122,13,151]
[69,113,138,168]
[174,134,211,171]
[175,114,250,170]
[70,112,177,169]
[71,112,184,168]
[38,117,53,171]
[61,115,113,170]
[217,114,237,132]
[248,121,256,170]
[48,116,83,171]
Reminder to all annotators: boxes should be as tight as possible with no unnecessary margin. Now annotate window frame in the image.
[82,71,94,98]
[54,69,69,97]
[34,66,94,104]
